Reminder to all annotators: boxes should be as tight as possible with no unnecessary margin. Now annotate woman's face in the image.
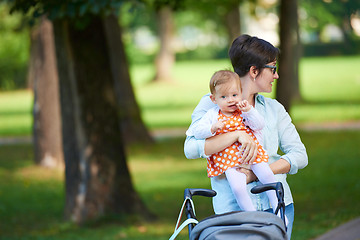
[255,61,279,93]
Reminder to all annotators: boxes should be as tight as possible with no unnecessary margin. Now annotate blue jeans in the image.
[266,203,294,240]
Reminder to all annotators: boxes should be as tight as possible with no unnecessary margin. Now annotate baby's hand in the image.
[211,121,225,134]
[237,100,252,112]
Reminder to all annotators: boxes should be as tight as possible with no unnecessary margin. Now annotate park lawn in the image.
[0,55,359,239]
[0,130,360,240]
[1,55,360,136]
[0,90,32,136]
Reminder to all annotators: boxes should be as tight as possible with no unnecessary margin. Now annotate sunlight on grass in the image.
[292,103,360,123]
[0,90,32,113]
[1,56,360,137]
[0,90,32,136]
[133,56,360,128]
[300,56,360,102]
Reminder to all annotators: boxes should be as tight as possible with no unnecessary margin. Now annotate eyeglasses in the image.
[264,65,277,74]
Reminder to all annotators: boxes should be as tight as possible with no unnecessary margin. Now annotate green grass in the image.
[0,131,360,239]
[0,90,33,136]
[0,55,360,239]
[1,56,360,136]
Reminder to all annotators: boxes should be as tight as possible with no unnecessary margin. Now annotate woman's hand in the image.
[237,167,257,184]
[237,131,258,164]
[204,130,258,159]
[205,131,243,156]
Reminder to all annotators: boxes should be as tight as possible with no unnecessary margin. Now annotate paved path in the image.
[297,121,360,132]
[0,136,32,145]
[315,217,360,240]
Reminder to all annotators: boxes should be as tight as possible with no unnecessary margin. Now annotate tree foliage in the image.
[0,3,29,90]
[8,0,128,19]
[301,0,360,39]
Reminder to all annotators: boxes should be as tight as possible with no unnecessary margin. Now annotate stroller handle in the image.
[171,183,287,240]
[251,182,287,229]
[250,182,283,194]
[183,188,217,236]
[184,188,217,200]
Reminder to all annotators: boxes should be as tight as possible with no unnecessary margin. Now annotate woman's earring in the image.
[253,77,256,82]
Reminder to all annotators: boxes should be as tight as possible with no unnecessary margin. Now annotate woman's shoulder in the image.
[191,94,217,121]
[259,95,285,110]
[204,105,220,118]
[257,95,289,119]
[259,95,277,104]
[196,93,214,108]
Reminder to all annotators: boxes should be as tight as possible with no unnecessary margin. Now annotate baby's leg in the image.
[251,162,289,225]
[251,162,278,212]
[225,167,256,211]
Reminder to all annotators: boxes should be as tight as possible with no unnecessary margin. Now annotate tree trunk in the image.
[53,16,151,224]
[342,14,355,54]
[276,0,299,112]
[31,16,64,168]
[103,14,153,144]
[153,6,175,82]
[292,26,302,102]
[224,1,241,45]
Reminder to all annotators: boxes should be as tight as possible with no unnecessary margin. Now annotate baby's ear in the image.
[210,94,216,104]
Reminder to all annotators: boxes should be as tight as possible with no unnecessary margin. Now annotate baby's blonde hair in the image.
[209,70,241,94]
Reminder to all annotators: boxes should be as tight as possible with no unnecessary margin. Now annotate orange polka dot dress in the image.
[207,110,269,177]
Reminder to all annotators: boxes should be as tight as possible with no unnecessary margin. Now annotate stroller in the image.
[169,182,288,240]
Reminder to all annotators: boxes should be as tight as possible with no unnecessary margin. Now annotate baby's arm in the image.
[186,107,219,139]
[211,121,224,134]
[240,101,265,131]
[237,100,252,112]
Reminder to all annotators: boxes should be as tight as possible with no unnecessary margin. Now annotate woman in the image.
[184,34,308,239]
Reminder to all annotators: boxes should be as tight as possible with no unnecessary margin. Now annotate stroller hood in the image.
[190,211,287,240]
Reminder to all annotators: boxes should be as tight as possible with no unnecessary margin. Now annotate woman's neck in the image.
[240,79,256,107]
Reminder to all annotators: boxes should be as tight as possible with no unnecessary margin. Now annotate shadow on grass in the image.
[0,144,33,170]
[0,109,32,116]
[1,132,360,240]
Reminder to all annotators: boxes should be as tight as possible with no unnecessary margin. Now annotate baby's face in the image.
[212,80,242,115]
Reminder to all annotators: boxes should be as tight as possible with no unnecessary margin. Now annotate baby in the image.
[186,70,287,223]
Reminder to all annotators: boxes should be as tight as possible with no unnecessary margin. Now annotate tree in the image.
[153,4,175,82]
[29,16,64,168]
[149,0,184,83]
[223,0,241,43]
[9,1,152,223]
[276,0,300,112]
[103,14,153,144]
[0,3,29,90]
[29,4,150,172]
[147,0,240,82]
[301,0,360,41]
[189,0,242,46]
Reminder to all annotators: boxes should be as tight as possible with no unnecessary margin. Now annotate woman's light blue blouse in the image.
[184,94,308,213]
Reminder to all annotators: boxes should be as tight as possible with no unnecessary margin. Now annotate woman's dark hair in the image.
[228,34,279,77]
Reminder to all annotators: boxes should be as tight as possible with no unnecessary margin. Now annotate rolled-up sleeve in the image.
[184,136,207,159]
